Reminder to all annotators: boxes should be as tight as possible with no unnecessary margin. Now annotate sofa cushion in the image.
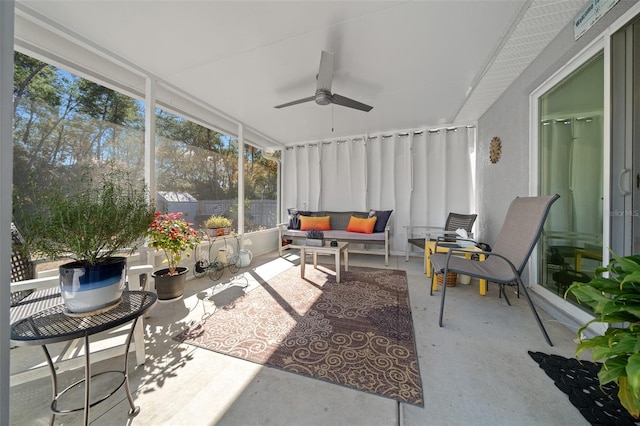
[369,210,393,233]
[300,215,331,231]
[346,216,377,234]
[282,229,385,243]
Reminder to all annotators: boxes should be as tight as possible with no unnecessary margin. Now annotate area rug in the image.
[528,351,637,425]
[174,265,423,406]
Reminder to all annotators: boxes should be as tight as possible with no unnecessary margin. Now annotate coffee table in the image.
[289,241,349,283]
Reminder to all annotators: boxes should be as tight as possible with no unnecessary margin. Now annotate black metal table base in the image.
[43,318,141,425]
[11,291,156,426]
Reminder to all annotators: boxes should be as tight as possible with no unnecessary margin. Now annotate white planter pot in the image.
[59,257,127,314]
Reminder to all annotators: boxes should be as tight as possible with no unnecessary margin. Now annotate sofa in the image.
[278,209,392,265]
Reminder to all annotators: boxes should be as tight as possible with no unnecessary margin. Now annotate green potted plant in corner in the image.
[204,214,232,237]
[13,166,155,314]
[147,212,200,300]
[566,252,640,419]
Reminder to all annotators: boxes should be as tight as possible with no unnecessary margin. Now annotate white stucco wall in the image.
[475,1,636,246]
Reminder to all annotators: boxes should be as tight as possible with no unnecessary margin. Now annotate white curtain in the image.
[282,126,475,253]
[410,128,475,227]
[571,117,603,235]
[320,139,367,210]
[282,144,321,211]
[541,120,572,232]
[365,134,411,252]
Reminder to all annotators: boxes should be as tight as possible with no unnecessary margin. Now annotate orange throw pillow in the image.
[299,215,331,231]
[346,216,377,234]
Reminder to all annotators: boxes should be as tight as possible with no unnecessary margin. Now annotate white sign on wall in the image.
[574,0,619,40]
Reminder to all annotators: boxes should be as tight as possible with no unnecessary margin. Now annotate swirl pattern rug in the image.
[174,265,423,406]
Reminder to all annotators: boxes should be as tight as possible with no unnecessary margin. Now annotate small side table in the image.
[289,242,350,283]
[425,241,488,295]
[10,290,157,426]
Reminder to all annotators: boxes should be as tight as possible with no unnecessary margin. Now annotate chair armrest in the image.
[10,276,59,293]
[440,249,519,279]
[433,236,478,251]
[129,264,153,275]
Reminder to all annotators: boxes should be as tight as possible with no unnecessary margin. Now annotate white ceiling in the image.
[15,1,588,147]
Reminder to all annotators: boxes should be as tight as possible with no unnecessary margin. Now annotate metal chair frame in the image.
[429,195,560,346]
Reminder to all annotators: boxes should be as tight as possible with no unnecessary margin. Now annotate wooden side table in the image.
[289,241,350,283]
[425,240,488,295]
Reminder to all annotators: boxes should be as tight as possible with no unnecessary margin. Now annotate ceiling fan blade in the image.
[316,51,334,92]
[332,93,373,112]
[274,96,315,109]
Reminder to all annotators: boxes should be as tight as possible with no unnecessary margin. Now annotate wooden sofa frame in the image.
[277,211,390,266]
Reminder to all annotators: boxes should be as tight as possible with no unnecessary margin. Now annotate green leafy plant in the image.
[204,214,232,229]
[566,251,640,419]
[306,229,324,240]
[147,212,201,275]
[14,167,155,266]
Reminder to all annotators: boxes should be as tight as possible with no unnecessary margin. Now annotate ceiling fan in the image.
[274,51,373,112]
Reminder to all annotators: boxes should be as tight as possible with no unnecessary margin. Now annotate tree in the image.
[13,52,278,233]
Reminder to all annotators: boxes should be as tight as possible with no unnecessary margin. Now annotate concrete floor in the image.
[10,250,590,425]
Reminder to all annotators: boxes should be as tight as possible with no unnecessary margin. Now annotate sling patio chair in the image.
[405,212,477,272]
[429,194,560,346]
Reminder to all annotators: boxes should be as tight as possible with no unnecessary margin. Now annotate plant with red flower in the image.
[146,212,200,275]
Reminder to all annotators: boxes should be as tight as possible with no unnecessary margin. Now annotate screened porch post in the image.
[238,124,245,237]
[0,1,15,422]
[144,77,157,202]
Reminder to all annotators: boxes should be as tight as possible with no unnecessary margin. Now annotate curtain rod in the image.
[541,116,594,124]
[284,124,476,148]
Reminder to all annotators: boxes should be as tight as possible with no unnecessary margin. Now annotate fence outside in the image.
[164,199,277,233]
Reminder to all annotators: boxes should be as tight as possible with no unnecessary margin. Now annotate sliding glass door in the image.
[611,18,640,258]
[538,53,604,300]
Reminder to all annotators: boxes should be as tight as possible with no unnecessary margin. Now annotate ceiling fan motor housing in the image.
[314,89,332,106]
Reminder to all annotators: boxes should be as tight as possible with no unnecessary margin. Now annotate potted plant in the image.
[306,229,324,247]
[13,166,155,314]
[204,214,232,236]
[566,252,640,419]
[147,211,200,300]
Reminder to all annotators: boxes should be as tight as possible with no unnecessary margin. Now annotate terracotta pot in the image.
[152,267,188,300]
[208,227,230,237]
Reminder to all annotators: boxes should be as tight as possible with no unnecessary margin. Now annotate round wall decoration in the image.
[489,137,501,163]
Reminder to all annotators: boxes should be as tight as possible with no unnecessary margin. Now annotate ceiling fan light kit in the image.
[275,51,373,112]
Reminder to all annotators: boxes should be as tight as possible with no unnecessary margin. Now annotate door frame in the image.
[528,38,608,335]
[527,2,640,335]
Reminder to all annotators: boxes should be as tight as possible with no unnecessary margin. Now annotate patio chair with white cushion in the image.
[429,195,560,346]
